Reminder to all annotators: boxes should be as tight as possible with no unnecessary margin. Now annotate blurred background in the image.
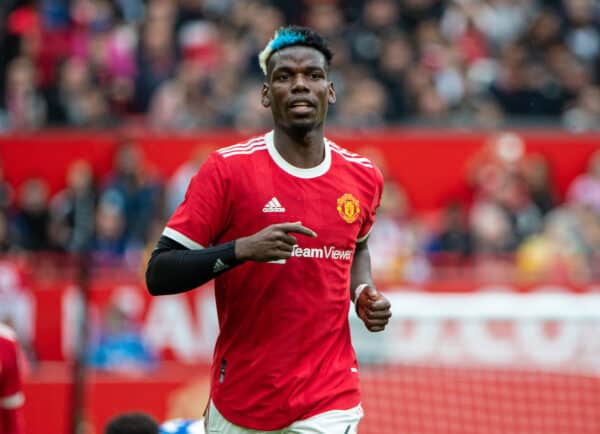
[1,0,600,433]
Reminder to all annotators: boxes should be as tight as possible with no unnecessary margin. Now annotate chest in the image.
[227,164,369,248]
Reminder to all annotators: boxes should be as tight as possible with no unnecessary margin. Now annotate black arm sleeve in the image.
[145,235,244,296]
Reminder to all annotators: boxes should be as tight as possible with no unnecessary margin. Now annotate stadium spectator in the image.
[521,153,557,215]
[88,298,156,375]
[0,322,25,434]
[146,26,391,433]
[91,190,128,264]
[102,140,163,249]
[50,159,97,253]
[11,178,51,251]
[566,149,600,213]
[433,201,473,257]
[1,56,46,131]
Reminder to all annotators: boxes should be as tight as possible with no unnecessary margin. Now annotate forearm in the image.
[350,241,374,302]
[145,236,243,295]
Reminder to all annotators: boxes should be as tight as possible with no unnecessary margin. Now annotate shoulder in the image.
[327,139,384,187]
[197,135,269,179]
[215,135,268,160]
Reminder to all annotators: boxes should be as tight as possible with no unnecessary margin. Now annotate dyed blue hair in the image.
[258,26,333,75]
[270,29,306,51]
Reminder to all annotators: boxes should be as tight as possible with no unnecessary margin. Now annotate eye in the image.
[275,73,289,82]
[310,71,324,80]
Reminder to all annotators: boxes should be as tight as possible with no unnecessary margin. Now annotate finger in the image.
[267,249,292,260]
[365,286,381,301]
[276,241,294,252]
[370,299,391,310]
[275,222,317,238]
[366,320,390,329]
[366,316,390,325]
[365,286,378,297]
[366,310,392,320]
[368,325,386,332]
[276,233,298,246]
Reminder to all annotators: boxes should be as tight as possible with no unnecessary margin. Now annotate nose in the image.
[291,74,309,92]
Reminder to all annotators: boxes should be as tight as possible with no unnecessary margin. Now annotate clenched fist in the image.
[356,285,392,332]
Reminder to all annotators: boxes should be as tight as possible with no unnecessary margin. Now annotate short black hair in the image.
[259,25,333,75]
[105,412,159,434]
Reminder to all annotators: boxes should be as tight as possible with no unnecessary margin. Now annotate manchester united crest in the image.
[337,193,360,224]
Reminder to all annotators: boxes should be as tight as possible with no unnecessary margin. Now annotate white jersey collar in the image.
[265,130,331,179]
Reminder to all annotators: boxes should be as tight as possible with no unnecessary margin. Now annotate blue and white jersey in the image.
[160,419,205,434]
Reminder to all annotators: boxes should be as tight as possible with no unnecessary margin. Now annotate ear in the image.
[328,81,336,105]
[261,83,271,108]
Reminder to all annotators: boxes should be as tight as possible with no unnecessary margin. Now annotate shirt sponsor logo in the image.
[337,193,360,223]
[291,245,352,261]
[262,197,286,213]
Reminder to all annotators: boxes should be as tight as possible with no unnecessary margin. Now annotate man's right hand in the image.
[235,222,317,262]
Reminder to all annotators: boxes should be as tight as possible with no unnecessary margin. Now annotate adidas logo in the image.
[262,197,286,213]
[213,258,229,273]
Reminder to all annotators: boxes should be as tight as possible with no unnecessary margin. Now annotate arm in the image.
[0,341,25,434]
[146,222,316,296]
[350,240,392,332]
[1,400,25,434]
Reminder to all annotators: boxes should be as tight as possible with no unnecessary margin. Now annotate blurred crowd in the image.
[368,132,600,283]
[0,0,599,132]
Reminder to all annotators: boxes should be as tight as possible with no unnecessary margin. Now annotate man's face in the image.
[262,46,336,133]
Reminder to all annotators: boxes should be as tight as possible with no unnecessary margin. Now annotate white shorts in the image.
[206,400,363,434]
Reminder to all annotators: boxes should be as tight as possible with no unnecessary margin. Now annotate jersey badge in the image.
[337,193,360,224]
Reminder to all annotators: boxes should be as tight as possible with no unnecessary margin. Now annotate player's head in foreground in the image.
[259,26,336,137]
[105,412,159,434]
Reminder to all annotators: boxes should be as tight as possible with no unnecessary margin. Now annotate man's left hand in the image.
[356,285,392,332]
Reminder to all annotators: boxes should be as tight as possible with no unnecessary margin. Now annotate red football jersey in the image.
[165,131,383,430]
[0,324,24,434]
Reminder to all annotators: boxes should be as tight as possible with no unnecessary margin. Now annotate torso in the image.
[166,131,383,430]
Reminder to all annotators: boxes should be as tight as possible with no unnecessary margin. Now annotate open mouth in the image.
[288,101,315,114]
[288,99,315,109]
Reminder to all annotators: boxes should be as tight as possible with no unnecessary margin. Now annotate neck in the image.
[272,125,325,169]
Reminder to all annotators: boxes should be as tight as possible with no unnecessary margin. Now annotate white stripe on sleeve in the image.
[163,227,205,250]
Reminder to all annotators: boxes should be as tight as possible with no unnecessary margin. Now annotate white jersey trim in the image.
[265,130,331,179]
[163,227,205,250]
[218,137,264,154]
[219,138,266,158]
[1,392,24,409]
[329,142,374,168]
[357,226,373,243]
[220,145,267,158]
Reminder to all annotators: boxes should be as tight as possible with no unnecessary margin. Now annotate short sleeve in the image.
[357,166,384,243]
[0,339,24,409]
[164,153,231,249]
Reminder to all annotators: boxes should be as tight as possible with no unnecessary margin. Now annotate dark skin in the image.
[235,45,391,333]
